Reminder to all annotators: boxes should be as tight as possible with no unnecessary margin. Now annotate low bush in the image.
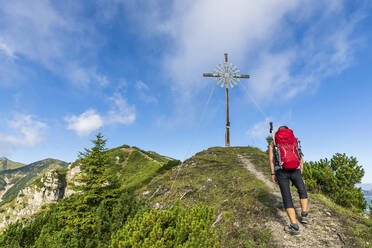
[111,204,219,248]
[303,153,366,211]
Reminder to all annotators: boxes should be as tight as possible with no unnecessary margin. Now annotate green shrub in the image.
[156,160,181,174]
[303,153,366,211]
[110,204,219,248]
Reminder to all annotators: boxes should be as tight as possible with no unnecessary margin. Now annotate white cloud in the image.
[95,75,109,87]
[246,111,293,142]
[136,80,149,90]
[247,118,272,139]
[65,93,135,136]
[249,9,361,101]
[136,80,158,103]
[0,113,47,147]
[0,0,107,87]
[106,93,136,125]
[141,0,364,102]
[0,38,15,58]
[158,0,299,96]
[90,0,365,129]
[65,109,103,136]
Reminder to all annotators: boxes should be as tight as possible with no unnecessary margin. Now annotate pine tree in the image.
[303,153,367,210]
[78,132,113,196]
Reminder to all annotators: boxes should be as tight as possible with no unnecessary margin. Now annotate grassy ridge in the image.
[106,147,180,192]
[0,158,25,172]
[140,146,275,247]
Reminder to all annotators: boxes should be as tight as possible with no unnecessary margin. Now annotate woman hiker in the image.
[269,125,309,236]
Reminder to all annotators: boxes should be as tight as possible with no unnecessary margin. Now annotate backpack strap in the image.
[273,144,283,170]
[294,139,303,160]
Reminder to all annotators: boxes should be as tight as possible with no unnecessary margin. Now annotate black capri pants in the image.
[275,169,308,209]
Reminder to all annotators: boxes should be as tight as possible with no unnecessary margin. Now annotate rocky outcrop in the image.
[0,169,67,231]
[64,163,82,198]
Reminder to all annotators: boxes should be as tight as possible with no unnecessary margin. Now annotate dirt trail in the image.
[120,148,161,164]
[238,155,346,248]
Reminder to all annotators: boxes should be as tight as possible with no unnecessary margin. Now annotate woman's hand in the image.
[271,174,277,184]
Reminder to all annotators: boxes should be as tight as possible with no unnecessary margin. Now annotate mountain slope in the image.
[139,146,275,247]
[0,144,370,247]
[139,146,372,247]
[0,158,68,204]
[0,157,25,172]
[0,145,178,235]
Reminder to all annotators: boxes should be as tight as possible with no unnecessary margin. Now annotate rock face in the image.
[64,163,82,198]
[0,159,67,203]
[0,168,68,231]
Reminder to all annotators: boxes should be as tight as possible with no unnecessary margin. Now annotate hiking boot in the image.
[300,211,308,224]
[284,224,300,236]
[301,216,308,224]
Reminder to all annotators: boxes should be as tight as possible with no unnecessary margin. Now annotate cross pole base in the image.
[225,128,230,147]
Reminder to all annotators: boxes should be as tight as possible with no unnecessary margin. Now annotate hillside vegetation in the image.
[0,158,25,192]
[0,134,371,247]
[0,158,25,172]
[0,159,68,204]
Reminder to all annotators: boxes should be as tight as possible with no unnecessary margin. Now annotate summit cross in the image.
[203,53,250,147]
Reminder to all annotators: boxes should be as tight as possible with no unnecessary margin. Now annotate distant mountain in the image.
[0,158,68,204]
[358,184,372,213]
[362,189,372,213]
[0,145,175,233]
[0,157,25,172]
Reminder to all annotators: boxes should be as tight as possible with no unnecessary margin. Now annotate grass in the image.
[104,147,179,194]
[138,146,276,248]
[119,150,168,191]
[311,193,372,248]
[107,148,130,164]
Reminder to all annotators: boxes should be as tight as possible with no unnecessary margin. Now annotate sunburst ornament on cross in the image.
[203,53,250,147]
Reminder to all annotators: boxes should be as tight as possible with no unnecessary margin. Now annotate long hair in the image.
[278,126,289,130]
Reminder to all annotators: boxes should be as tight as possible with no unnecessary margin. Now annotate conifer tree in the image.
[303,153,367,210]
[78,132,113,195]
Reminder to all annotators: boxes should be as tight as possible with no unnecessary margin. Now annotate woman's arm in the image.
[300,156,304,173]
[269,141,277,184]
[269,142,275,174]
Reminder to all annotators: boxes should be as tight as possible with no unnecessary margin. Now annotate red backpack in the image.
[274,129,301,170]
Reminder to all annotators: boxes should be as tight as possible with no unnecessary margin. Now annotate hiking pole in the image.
[269,122,283,167]
[269,122,274,140]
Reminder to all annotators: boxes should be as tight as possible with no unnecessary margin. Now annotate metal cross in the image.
[203,53,250,147]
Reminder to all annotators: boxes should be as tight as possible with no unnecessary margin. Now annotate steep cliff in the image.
[0,159,68,232]
[0,168,67,231]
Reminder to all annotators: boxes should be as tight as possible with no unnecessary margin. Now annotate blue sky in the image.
[1,0,372,183]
